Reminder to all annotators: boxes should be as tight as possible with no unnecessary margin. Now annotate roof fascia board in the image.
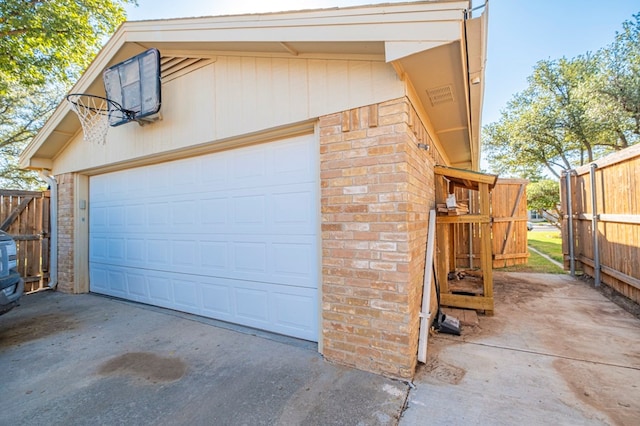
[157,49,385,62]
[126,2,469,29]
[124,20,463,44]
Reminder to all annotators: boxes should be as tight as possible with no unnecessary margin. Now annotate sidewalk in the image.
[401,272,640,425]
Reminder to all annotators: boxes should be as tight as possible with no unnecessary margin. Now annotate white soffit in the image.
[385,41,453,62]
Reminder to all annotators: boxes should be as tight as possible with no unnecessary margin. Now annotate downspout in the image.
[564,170,575,276]
[589,164,600,286]
[417,210,437,363]
[39,170,58,289]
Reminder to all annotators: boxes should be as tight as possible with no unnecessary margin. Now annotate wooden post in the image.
[479,182,494,315]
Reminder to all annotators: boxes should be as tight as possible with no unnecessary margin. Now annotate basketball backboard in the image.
[103,48,161,126]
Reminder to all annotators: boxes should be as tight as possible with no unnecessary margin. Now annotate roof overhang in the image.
[21,1,487,172]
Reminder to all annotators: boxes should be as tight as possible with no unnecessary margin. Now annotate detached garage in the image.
[20,1,488,379]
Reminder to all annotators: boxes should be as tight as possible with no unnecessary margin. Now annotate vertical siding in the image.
[53,56,403,175]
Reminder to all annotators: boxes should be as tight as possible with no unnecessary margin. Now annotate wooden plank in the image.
[479,182,494,315]
[578,255,640,291]
[0,189,42,197]
[492,216,529,223]
[0,196,33,231]
[573,143,640,175]
[11,234,42,241]
[440,293,494,312]
[494,252,530,260]
[500,183,525,255]
[575,213,640,225]
[434,165,498,185]
[436,214,490,224]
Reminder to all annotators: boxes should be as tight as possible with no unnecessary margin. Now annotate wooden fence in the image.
[561,144,640,304]
[0,189,50,292]
[454,179,529,269]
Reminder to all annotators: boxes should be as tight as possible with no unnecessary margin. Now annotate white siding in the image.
[54,56,403,174]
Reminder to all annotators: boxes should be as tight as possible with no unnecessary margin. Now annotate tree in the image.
[0,0,136,188]
[597,12,640,141]
[483,12,640,179]
[527,179,560,225]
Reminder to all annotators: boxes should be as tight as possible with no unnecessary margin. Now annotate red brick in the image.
[369,262,397,271]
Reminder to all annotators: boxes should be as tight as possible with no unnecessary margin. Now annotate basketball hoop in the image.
[66,94,132,144]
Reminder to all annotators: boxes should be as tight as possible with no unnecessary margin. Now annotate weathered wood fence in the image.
[561,144,640,304]
[0,189,50,292]
[454,178,529,269]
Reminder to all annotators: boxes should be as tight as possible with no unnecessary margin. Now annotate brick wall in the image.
[319,97,439,379]
[56,173,75,293]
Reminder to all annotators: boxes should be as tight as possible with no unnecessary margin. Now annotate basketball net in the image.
[67,95,110,144]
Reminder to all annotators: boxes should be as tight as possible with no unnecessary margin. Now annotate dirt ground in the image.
[402,272,640,426]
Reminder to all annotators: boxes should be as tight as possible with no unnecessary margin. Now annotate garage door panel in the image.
[91,234,316,287]
[201,283,232,315]
[148,276,171,303]
[90,134,318,341]
[272,291,316,332]
[235,287,269,322]
[90,262,317,340]
[201,198,228,225]
[127,273,146,297]
[173,278,199,309]
[200,241,228,269]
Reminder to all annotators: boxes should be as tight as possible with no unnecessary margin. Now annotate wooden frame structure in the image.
[434,165,497,314]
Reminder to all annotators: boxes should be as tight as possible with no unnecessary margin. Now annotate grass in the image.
[495,228,565,274]
[527,230,563,263]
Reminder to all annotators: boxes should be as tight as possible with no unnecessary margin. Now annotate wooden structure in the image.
[491,179,529,267]
[435,165,497,314]
[0,189,50,292]
[452,179,529,269]
[561,144,640,304]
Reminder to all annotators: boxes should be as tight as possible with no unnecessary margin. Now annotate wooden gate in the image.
[0,189,50,292]
[491,179,529,268]
[454,178,529,269]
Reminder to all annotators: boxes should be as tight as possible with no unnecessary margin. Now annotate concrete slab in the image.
[0,292,408,426]
[402,272,640,425]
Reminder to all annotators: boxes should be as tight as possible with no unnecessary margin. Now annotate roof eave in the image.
[21,1,477,170]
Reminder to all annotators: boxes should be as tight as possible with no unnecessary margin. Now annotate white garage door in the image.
[89,134,319,341]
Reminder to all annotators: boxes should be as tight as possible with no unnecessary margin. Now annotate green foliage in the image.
[527,179,560,214]
[484,11,640,179]
[0,0,136,188]
[0,0,135,95]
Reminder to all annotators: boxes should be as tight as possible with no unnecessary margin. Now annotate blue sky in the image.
[124,0,639,126]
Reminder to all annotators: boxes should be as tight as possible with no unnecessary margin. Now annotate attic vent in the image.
[161,56,215,83]
[426,85,455,106]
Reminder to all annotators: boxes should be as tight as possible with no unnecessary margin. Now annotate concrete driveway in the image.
[3,272,639,425]
[0,292,407,425]
[402,272,640,425]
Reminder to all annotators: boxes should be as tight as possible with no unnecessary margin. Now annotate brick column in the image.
[56,173,75,293]
[320,97,436,379]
